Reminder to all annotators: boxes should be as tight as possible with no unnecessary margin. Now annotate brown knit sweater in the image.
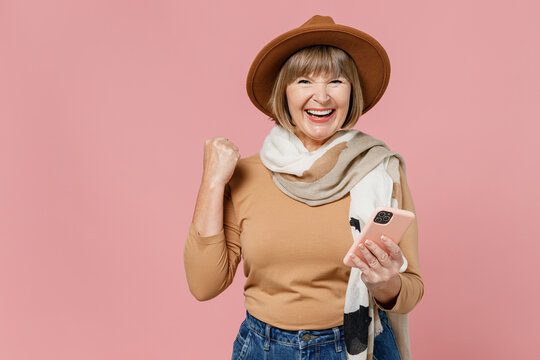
[184,153,423,330]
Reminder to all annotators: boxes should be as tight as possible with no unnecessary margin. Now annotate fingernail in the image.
[358,243,364,249]
[365,239,372,245]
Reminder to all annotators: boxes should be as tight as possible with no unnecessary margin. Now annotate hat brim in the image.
[246,24,391,118]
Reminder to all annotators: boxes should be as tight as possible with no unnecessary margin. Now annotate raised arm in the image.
[183,137,242,301]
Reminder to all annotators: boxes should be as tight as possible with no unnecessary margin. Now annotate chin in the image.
[309,131,337,141]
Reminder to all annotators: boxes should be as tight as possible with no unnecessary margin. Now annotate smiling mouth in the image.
[304,109,335,122]
[305,109,335,117]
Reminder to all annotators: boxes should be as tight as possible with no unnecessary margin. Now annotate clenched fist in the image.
[202,136,241,187]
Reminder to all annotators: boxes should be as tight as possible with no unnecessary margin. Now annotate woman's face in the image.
[285,72,351,152]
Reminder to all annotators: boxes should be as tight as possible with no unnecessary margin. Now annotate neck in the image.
[294,131,328,152]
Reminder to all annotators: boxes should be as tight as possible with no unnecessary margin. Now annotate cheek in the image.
[338,101,351,116]
[340,90,352,106]
[288,97,306,114]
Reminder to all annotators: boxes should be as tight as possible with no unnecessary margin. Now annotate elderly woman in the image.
[184,15,423,360]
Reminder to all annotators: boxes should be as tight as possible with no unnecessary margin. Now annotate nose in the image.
[311,84,330,103]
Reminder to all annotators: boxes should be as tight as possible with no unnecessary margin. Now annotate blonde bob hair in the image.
[266,45,364,133]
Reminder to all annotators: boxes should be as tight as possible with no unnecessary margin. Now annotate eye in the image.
[331,79,343,84]
[298,79,309,84]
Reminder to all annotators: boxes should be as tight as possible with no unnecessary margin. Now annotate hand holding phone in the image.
[343,206,415,267]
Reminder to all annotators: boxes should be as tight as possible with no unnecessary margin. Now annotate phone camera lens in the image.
[374,211,393,224]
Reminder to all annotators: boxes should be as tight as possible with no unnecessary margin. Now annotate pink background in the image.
[1,0,539,359]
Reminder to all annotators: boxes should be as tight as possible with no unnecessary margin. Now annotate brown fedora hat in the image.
[246,15,391,119]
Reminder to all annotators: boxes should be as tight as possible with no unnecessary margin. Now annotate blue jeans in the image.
[232,309,402,360]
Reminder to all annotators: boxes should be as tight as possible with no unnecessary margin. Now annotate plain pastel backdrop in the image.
[1,0,539,359]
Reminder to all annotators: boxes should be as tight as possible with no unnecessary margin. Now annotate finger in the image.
[350,253,373,276]
[360,271,370,284]
[348,252,366,268]
[381,235,404,262]
[364,239,391,267]
[358,241,381,269]
[221,137,233,145]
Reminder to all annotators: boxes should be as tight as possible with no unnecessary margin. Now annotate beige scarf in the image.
[260,125,411,360]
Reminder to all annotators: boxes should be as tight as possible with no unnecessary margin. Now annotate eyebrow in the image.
[300,74,345,80]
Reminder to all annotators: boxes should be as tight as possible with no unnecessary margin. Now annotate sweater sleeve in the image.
[374,165,424,314]
[183,182,242,301]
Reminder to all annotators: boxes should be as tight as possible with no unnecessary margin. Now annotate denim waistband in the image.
[244,310,344,351]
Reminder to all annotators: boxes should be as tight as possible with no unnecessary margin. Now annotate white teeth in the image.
[306,109,333,116]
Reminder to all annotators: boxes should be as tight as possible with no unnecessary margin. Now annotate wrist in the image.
[370,274,402,307]
[201,176,226,189]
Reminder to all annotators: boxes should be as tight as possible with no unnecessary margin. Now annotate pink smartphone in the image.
[343,206,415,267]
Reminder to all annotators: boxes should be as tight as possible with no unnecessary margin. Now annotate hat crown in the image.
[300,15,336,28]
